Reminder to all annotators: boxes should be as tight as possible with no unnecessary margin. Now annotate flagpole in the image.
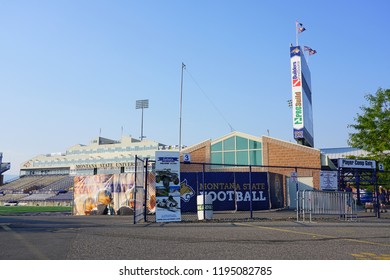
[295,20,298,46]
[179,62,186,152]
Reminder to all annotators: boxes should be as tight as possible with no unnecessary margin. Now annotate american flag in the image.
[304,46,317,55]
[296,21,306,33]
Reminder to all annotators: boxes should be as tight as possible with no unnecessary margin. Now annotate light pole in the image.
[136,99,149,140]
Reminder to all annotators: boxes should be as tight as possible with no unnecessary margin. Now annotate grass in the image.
[0,206,72,215]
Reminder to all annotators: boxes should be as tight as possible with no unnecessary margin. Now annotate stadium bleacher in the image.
[0,175,74,206]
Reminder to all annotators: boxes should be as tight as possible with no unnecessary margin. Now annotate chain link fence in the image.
[144,161,321,222]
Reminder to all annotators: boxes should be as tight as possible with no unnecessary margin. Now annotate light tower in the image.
[136,99,149,140]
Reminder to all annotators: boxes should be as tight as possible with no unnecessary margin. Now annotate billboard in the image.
[290,46,314,147]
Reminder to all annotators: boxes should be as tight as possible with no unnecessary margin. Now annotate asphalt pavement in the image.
[0,209,389,260]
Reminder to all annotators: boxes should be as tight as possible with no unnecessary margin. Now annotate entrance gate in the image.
[337,158,382,218]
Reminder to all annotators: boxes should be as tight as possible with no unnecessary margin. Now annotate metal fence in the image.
[133,156,146,224]
[143,161,321,223]
[297,190,357,222]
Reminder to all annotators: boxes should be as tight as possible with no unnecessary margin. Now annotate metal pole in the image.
[202,163,206,220]
[179,62,185,152]
[374,168,380,218]
[134,155,138,224]
[142,108,144,140]
[249,165,253,219]
[144,157,148,222]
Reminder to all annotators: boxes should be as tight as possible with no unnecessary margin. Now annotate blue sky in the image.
[1,0,390,175]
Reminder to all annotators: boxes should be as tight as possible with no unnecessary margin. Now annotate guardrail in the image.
[297,190,357,222]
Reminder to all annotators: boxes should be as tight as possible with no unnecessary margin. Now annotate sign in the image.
[290,171,298,183]
[338,158,376,169]
[155,151,181,222]
[183,153,191,163]
[378,163,384,171]
[290,50,304,132]
[75,162,134,169]
[320,171,338,190]
[180,172,270,212]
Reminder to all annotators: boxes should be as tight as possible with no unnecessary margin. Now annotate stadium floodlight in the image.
[136,99,149,140]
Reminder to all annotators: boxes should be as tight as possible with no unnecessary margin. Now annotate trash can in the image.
[197,194,213,220]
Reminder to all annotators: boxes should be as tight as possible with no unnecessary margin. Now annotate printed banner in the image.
[155,151,181,222]
[73,173,156,216]
[180,172,270,212]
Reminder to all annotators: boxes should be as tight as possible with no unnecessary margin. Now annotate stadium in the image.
[0,45,336,217]
[1,45,385,220]
[0,130,328,212]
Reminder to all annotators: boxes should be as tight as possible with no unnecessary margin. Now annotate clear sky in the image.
[1,0,390,176]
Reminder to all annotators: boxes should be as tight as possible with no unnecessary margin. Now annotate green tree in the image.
[348,88,390,188]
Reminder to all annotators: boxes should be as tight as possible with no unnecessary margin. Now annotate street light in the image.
[136,99,149,140]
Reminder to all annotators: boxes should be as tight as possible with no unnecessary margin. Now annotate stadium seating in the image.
[0,175,74,206]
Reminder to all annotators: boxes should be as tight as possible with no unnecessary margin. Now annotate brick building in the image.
[180,131,325,207]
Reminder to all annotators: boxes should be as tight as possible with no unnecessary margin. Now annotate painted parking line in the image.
[234,222,390,248]
[1,224,49,260]
[351,252,390,260]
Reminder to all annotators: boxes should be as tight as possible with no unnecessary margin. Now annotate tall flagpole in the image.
[295,20,299,46]
[179,62,186,152]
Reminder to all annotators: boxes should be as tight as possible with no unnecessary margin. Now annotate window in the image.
[250,150,262,165]
[211,141,222,152]
[211,135,262,166]
[223,137,235,151]
[211,152,223,164]
[236,151,248,165]
[249,140,262,149]
[224,152,235,165]
[236,136,248,150]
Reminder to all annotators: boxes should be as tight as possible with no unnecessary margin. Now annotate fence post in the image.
[374,168,380,219]
[134,155,138,225]
[144,157,148,222]
[249,165,253,219]
[296,190,299,221]
[202,163,206,220]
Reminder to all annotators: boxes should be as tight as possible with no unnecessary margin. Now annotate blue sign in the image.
[180,172,269,212]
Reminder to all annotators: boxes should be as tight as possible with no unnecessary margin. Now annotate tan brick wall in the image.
[180,135,322,190]
[180,140,211,172]
[262,136,321,189]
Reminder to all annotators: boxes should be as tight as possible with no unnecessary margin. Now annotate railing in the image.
[297,190,357,222]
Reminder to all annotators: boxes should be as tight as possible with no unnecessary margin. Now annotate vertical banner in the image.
[290,46,304,140]
[155,151,181,222]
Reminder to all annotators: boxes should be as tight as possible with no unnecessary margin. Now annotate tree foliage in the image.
[348,88,390,187]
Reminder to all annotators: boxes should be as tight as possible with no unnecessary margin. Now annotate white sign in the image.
[291,54,304,131]
[378,163,384,171]
[155,151,181,222]
[338,158,376,169]
[320,171,338,190]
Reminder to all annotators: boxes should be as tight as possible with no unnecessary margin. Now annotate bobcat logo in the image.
[180,179,195,202]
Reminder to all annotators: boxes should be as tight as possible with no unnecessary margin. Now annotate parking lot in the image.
[0,209,389,260]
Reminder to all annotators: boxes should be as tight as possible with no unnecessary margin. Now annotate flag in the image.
[304,46,317,55]
[296,21,306,33]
